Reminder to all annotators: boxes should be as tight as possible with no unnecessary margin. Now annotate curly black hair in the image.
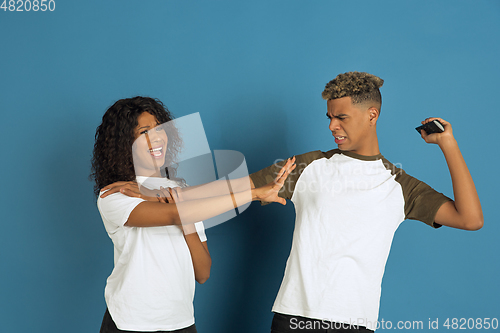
[90,96,183,197]
[322,71,384,112]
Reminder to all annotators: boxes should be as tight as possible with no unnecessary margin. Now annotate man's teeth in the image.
[336,136,346,140]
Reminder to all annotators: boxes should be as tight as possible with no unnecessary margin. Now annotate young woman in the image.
[90,96,294,333]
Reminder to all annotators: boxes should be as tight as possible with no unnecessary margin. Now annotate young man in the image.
[250,72,483,332]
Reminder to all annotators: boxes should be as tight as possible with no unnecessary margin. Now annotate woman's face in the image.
[132,112,169,177]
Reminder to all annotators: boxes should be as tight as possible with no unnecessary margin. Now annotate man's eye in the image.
[155,127,163,132]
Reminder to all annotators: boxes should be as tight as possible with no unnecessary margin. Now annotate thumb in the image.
[420,129,429,142]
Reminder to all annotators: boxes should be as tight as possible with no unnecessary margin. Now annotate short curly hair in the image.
[322,71,384,111]
[90,96,183,197]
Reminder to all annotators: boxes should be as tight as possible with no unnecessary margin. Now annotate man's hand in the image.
[419,117,454,146]
[252,157,296,205]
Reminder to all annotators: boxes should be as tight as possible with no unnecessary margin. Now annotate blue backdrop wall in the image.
[1,1,499,332]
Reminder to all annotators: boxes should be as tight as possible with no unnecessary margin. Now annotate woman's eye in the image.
[140,129,149,135]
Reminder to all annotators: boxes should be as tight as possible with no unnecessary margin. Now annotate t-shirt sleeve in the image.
[194,221,207,242]
[396,171,453,228]
[97,191,146,231]
[250,150,326,204]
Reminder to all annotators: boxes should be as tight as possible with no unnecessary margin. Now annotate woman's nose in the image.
[147,129,161,142]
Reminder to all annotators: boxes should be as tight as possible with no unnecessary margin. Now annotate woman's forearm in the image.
[183,224,211,284]
[126,189,252,227]
[179,176,253,201]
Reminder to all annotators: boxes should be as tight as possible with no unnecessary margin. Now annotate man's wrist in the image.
[250,188,258,201]
[438,136,458,151]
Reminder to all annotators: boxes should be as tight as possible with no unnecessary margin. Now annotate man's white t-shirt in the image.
[97,176,206,331]
[251,150,451,331]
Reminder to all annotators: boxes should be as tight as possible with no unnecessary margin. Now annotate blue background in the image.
[1,1,499,332]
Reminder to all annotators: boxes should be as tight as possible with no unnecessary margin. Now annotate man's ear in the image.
[368,107,379,125]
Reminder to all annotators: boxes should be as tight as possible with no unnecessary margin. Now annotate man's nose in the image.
[329,118,340,132]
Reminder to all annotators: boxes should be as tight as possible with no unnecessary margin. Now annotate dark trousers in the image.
[271,312,374,333]
[100,309,198,333]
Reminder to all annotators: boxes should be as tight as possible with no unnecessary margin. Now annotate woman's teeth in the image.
[149,147,162,157]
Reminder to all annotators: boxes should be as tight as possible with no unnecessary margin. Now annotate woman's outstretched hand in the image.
[252,156,296,205]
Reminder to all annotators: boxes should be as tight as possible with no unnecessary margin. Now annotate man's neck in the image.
[349,134,380,156]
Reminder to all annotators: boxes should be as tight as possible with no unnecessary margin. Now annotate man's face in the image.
[326,96,378,155]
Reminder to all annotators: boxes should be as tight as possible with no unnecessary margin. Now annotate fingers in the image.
[100,181,139,198]
[120,186,142,199]
[279,163,296,185]
[159,186,170,198]
[101,181,129,192]
[100,182,133,198]
[100,187,120,198]
[275,156,296,184]
[173,187,184,202]
[159,187,183,204]
[169,188,177,203]
[279,158,296,184]
[157,195,168,204]
[160,186,174,203]
[421,117,449,126]
[420,117,453,143]
[169,188,178,203]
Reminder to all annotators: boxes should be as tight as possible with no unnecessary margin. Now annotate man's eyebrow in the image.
[327,113,348,118]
